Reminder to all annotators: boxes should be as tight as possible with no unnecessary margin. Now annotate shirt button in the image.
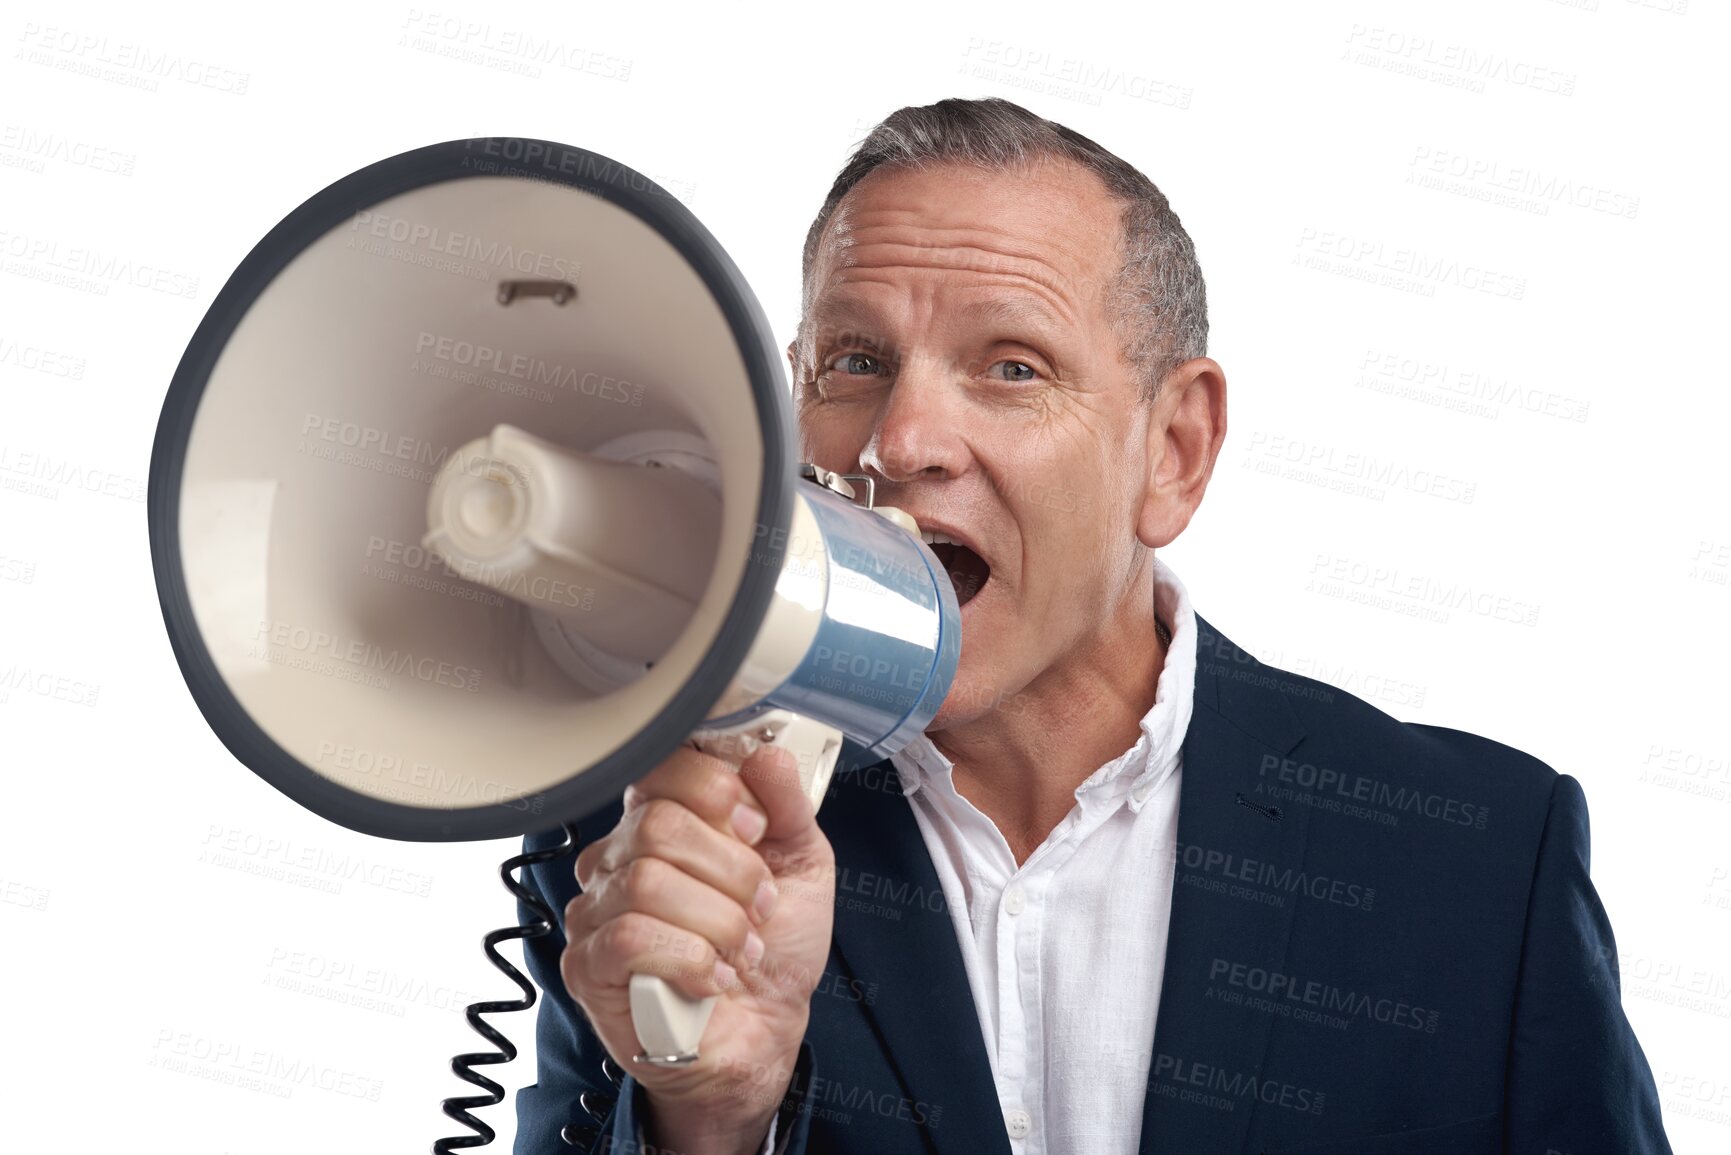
[1004,885,1025,916]
[1005,1107,1032,1138]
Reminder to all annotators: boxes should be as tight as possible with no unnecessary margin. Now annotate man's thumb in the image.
[737,744,823,849]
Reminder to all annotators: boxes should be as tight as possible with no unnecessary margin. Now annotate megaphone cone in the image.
[148,138,959,1081]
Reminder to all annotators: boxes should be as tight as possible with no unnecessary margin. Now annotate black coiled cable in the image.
[433,823,579,1153]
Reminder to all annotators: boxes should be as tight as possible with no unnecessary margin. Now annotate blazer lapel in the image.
[823,762,1013,1155]
[820,613,1310,1155]
[1139,612,1312,1155]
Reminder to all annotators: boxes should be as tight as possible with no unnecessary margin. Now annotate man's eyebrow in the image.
[806,296,885,334]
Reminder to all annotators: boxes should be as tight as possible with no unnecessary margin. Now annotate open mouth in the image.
[921,530,991,608]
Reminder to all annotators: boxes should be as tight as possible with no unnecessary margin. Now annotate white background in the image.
[2,0,1727,1151]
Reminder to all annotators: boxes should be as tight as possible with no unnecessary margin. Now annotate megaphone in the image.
[147,136,960,1125]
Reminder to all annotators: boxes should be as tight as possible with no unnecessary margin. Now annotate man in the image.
[514,98,1671,1154]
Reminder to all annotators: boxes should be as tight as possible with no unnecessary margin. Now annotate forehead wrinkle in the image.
[848,217,1055,262]
[845,222,1088,291]
[810,157,1125,321]
[846,191,1108,257]
[817,262,1084,340]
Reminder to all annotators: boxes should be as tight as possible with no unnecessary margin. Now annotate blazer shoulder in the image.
[1298,668,1556,804]
[1197,615,1563,823]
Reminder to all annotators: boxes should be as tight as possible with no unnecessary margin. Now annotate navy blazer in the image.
[512,613,1671,1154]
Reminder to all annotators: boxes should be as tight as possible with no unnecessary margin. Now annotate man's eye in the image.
[826,352,885,377]
[990,360,1039,383]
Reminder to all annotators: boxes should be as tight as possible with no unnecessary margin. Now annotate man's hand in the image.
[561,742,837,1155]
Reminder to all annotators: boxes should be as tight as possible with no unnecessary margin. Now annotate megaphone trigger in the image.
[691,709,845,810]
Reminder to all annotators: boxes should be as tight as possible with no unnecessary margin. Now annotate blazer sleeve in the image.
[511,826,826,1155]
[1504,774,1672,1153]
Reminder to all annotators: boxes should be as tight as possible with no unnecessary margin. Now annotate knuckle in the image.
[660,921,711,966]
[638,798,690,848]
[685,933,717,967]
[601,912,650,959]
[621,856,667,906]
[690,764,740,820]
[726,846,772,901]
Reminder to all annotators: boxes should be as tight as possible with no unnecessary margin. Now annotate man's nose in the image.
[858,366,966,484]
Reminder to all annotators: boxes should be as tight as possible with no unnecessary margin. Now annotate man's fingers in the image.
[585,799,775,913]
[581,855,764,974]
[575,910,739,1002]
[621,745,769,844]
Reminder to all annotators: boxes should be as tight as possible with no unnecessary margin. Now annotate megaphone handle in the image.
[628,710,843,1067]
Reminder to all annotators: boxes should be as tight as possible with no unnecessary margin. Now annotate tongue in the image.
[930,543,990,607]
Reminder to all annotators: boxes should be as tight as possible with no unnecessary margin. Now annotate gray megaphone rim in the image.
[148,137,796,842]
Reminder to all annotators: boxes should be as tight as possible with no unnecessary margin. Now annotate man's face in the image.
[792,157,1165,729]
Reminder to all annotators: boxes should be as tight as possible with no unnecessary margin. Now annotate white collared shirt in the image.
[889,555,1196,1154]
[732,557,1193,1155]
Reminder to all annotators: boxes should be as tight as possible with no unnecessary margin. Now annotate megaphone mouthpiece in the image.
[424,423,721,664]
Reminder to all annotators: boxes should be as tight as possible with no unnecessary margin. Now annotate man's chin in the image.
[928,652,1025,733]
[925,589,1028,729]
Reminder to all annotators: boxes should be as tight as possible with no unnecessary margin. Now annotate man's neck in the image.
[929,560,1167,866]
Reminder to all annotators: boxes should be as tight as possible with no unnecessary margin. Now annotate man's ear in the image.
[1135,357,1228,550]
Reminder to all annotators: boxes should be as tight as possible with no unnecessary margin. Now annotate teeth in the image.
[920,530,958,546]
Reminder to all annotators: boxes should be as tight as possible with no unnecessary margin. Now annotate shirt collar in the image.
[892,555,1198,815]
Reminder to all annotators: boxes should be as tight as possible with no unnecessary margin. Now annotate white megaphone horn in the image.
[146,137,961,1114]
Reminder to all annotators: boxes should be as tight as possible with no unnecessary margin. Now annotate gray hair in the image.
[799,96,1208,403]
